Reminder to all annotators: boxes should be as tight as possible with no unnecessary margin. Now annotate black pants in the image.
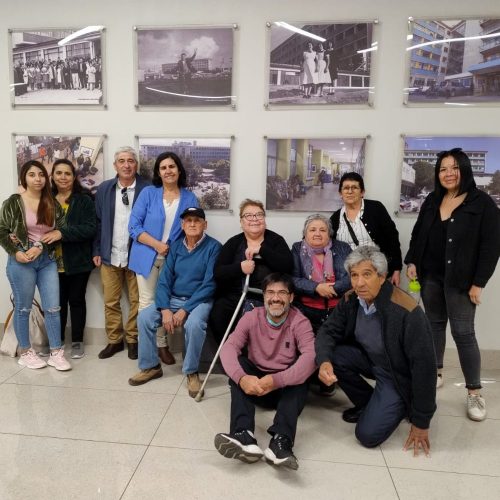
[331,345,407,448]
[229,356,309,443]
[59,271,91,343]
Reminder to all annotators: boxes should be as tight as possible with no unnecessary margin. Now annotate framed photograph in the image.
[14,134,105,195]
[135,26,235,108]
[266,21,376,107]
[405,18,500,105]
[266,137,367,211]
[137,137,232,209]
[9,27,105,107]
[400,136,500,213]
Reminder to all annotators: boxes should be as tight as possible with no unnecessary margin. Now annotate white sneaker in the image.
[467,394,486,421]
[47,348,72,371]
[436,373,444,389]
[18,348,47,369]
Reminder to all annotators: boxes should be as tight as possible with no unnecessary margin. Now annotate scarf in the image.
[299,239,334,282]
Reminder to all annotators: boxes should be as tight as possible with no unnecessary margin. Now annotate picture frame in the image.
[137,136,232,209]
[399,135,500,214]
[13,134,106,195]
[265,137,367,211]
[9,27,105,107]
[266,21,377,108]
[135,25,236,109]
[404,18,500,105]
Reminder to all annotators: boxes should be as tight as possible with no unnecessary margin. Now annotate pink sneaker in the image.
[47,348,72,371]
[18,348,47,369]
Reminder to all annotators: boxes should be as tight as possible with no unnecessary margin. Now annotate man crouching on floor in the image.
[214,272,316,470]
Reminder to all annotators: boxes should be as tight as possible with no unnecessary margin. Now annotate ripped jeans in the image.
[6,251,62,350]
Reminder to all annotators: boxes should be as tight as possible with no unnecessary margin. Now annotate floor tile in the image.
[391,468,500,500]
[0,434,145,500]
[122,446,398,500]
[381,414,500,476]
[0,355,23,383]
[0,384,173,445]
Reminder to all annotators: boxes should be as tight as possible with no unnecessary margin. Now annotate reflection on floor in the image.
[285,182,343,212]
[0,346,499,499]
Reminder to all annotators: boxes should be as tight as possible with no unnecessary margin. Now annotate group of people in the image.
[13,57,102,96]
[301,40,338,98]
[0,147,498,470]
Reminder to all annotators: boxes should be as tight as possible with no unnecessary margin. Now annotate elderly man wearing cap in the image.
[129,207,221,396]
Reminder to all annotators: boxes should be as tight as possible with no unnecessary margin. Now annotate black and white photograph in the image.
[138,137,231,209]
[400,136,500,213]
[266,137,366,211]
[406,19,500,104]
[136,27,234,107]
[14,135,105,195]
[267,22,375,106]
[10,27,104,106]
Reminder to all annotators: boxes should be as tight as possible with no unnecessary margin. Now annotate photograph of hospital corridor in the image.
[266,137,366,211]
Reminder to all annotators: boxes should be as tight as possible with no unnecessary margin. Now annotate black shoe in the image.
[214,430,264,463]
[98,343,124,359]
[342,406,365,423]
[127,342,138,360]
[264,434,298,470]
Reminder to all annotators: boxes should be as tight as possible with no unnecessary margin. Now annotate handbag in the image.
[0,297,49,357]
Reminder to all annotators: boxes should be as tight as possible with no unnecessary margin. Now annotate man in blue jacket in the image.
[93,146,150,360]
[315,246,436,456]
[129,207,222,397]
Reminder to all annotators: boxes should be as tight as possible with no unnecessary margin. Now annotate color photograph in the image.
[14,135,105,194]
[10,28,104,106]
[136,27,234,107]
[400,136,500,212]
[138,137,231,209]
[406,19,500,104]
[267,22,375,106]
[266,137,366,211]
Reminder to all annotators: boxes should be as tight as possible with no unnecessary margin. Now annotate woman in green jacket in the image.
[42,159,96,359]
[0,160,71,371]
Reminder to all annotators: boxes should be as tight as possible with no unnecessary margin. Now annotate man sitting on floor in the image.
[315,245,436,455]
[214,272,315,470]
[128,207,221,397]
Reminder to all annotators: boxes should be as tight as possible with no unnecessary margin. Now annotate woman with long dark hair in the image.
[405,148,500,421]
[128,152,198,364]
[0,160,71,370]
[44,158,97,359]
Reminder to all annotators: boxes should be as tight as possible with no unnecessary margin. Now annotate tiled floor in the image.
[0,346,499,500]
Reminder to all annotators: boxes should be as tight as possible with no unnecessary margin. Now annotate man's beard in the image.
[265,301,290,318]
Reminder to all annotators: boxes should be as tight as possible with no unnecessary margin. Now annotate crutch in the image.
[195,274,251,402]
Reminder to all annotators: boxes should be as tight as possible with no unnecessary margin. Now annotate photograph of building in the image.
[407,19,500,103]
[268,22,375,105]
[266,137,366,210]
[138,137,231,209]
[11,29,103,105]
[136,27,233,106]
[400,136,500,212]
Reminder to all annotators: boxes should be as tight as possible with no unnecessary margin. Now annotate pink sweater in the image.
[220,307,316,389]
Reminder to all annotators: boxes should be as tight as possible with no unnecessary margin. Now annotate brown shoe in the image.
[186,372,203,398]
[128,364,163,386]
[98,343,124,359]
[158,346,176,365]
[127,342,138,360]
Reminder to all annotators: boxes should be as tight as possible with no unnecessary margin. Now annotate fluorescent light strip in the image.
[274,22,326,42]
[58,26,104,46]
[407,31,500,51]
[146,87,234,100]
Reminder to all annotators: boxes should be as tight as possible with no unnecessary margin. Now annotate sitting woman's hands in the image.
[316,282,336,298]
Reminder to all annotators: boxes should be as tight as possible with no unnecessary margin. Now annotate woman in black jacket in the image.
[405,148,500,422]
[42,159,97,359]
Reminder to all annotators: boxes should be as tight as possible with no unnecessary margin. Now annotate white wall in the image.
[1,0,499,349]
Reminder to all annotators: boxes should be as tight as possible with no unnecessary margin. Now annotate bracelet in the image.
[33,241,43,250]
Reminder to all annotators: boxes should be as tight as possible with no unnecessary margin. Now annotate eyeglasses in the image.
[264,290,290,299]
[121,187,129,206]
[341,185,361,192]
[241,212,265,221]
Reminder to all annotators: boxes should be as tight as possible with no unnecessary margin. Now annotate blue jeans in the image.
[421,276,481,390]
[6,251,62,350]
[138,298,213,374]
